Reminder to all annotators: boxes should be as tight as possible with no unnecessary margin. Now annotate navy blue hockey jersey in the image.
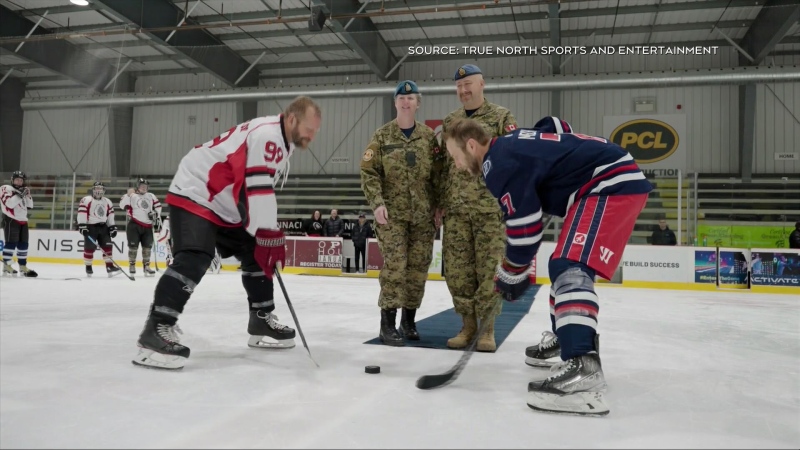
[482,128,653,266]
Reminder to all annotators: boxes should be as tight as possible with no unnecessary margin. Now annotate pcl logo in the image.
[610,119,679,163]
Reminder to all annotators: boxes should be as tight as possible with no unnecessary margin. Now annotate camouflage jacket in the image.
[440,99,518,213]
[360,120,445,223]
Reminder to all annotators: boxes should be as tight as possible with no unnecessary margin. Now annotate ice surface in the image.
[1,263,798,449]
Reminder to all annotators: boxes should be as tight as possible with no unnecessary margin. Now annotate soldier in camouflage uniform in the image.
[439,64,518,352]
[361,80,445,346]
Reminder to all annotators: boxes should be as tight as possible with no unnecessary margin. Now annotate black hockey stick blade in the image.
[274,266,320,368]
[86,235,135,281]
[416,319,484,390]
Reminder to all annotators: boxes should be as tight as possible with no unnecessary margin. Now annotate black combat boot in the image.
[399,308,420,340]
[379,308,404,346]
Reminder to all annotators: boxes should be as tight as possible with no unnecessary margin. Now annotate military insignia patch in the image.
[505,124,517,132]
[458,67,466,77]
[363,148,374,161]
[404,82,412,92]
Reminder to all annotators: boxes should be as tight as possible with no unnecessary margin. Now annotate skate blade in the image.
[525,357,559,368]
[132,348,186,370]
[248,335,296,349]
[527,391,610,417]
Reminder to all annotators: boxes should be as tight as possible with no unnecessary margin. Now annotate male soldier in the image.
[361,80,444,346]
[439,64,518,352]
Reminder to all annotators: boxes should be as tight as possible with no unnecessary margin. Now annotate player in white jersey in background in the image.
[120,178,162,276]
[132,96,323,370]
[77,182,121,277]
[1,171,37,277]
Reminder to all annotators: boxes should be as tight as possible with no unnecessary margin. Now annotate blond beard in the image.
[466,153,482,176]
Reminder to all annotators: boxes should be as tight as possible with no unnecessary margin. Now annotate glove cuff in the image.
[496,262,532,284]
[256,236,285,247]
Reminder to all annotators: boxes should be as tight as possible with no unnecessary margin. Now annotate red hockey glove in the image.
[254,229,286,279]
[494,258,532,302]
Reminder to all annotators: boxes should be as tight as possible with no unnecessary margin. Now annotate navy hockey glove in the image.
[109,225,118,238]
[78,224,89,236]
[494,259,532,302]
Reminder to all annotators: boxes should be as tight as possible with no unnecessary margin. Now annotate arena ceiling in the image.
[0,0,798,92]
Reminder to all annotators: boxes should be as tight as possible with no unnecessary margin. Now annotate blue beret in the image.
[454,64,482,81]
[395,80,419,97]
[533,116,573,134]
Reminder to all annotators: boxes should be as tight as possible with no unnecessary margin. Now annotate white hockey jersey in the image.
[0,185,33,223]
[119,192,162,227]
[77,196,116,226]
[166,114,296,236]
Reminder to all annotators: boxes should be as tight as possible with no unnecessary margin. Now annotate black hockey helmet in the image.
[92,181,105,199]
[136,177,149,192]
[11,170,27,187]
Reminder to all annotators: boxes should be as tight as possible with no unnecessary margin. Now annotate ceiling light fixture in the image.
[70,0,90,6]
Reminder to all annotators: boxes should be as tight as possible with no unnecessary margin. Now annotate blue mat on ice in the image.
[363,285,541,350]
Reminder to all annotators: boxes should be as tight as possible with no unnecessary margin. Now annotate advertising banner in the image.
[717,248,750,288]
[697,224,791,249]
[603,114,687,171]
[694,250,718,284]
[290,237,343,269]
[750,250,800,287]
[366,238,383,271]
[425,120,444,145]
[620,246,687,282]
[278,218,306,236]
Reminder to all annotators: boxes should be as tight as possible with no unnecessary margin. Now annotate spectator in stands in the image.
[790,221,800,249]
[651,219,677,246]
[351,213,373,273]
[323,209,344,237]
[304,210,324,236]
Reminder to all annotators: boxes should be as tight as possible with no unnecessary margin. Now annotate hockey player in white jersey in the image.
[1,171,37,277]
[77,182,121,277]
[120,178,162,277]
[132,96,322,370]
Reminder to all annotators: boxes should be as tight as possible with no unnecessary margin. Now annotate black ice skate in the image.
[247,311,296,349]
[525,331,561,367]
[107,265,122,278]
[526,352,609,417]
[129,264,136,275]
[85,265,93,277]
[18,265,38,277]
[143,263,156,277]
[2,262,17,276]
[132,315,190,370]
[379,308,404,346]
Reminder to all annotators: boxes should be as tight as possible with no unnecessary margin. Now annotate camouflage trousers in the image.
[374,218,436,310]
[442,210,505,320]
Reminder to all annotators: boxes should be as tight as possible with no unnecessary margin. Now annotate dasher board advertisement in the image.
[603,114,687,172]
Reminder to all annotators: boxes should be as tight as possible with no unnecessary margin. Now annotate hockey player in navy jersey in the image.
[443,117,652,416]
[131,96,322,370]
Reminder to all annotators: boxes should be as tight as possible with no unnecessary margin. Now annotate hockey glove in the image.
[254,229,286,279]
[494,259,533,302]
[109,225,118,238]
[78,223,89,236]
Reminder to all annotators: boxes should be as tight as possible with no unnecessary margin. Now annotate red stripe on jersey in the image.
[506,222,542,237]
[577,162,638,198]
[165,194,240,228]
[129,217,153,228]
[246,187,275,196]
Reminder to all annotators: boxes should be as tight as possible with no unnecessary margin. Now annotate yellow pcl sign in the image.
[610,119,679,163]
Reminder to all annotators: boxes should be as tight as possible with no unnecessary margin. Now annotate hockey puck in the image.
[365,365,381,374]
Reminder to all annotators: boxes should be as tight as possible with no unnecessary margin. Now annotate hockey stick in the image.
[86,235,135,281]
[152,216,162,272]
[416,214,554,390]
[274,265,319,368]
